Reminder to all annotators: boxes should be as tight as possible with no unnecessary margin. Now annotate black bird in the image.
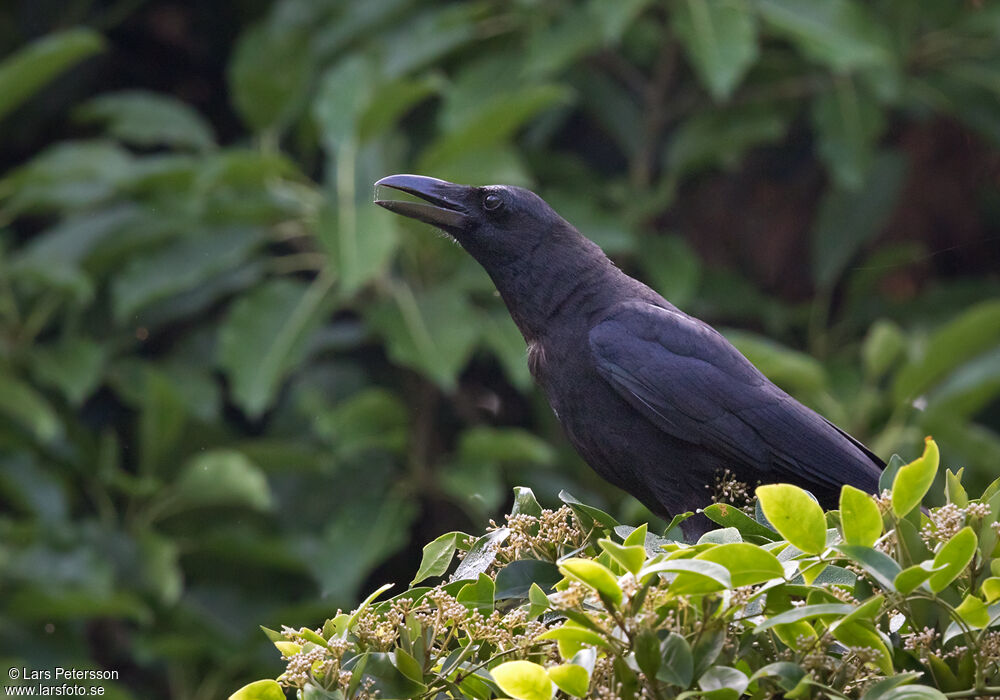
[374,174,883,535]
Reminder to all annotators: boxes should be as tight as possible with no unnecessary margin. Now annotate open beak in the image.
[374,174,470,231]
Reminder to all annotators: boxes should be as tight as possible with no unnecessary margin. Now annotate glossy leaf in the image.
[892,437,940,518]
[840,485,883,547]
[599,538,646,576]
[228,679,285,700]
[457,573,495,615]
[559,558,623,606]
[835,544,901,591]
[928,526,977,593]
[491,660,554,700]
[756,484,827,554]
[547,664,589,697]
[694,542,784,587]
[894,561,944,595]
[657,632,694,687]
[412,531,464,585]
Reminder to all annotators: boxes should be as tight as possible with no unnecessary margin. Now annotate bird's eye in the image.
[483,193,503,211]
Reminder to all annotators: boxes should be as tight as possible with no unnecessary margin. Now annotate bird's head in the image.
[374,174,569,267]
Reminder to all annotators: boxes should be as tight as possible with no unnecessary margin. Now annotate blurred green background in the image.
[0,0,998,697]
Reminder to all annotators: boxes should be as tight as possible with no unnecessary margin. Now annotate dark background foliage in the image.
[0,0,998,697]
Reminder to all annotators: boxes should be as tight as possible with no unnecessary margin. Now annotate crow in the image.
[374,174,883,536]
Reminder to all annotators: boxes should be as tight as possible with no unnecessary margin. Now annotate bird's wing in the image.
[588,301,879,492]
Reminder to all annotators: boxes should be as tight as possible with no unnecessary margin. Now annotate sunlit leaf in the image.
[892,437,940,518]
[840,485,883,547]
[756,484,827,554]
[491,660,554,700]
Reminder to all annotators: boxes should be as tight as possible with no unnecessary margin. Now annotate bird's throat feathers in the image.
[481,228,624,343]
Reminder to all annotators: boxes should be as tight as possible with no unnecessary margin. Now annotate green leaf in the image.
[512,486,544,518]
[835,544,901,591]
[536,622,610,657]
[170,449,271,513]
[360,74,442,141]
[639,234,702,308]
[756,484,827,554]
[839,485,883,547]
[377,3,484,78]
[755,0,893,72]
[599,538,646,576]
[0,28,106,123]
[0,371,62,442]
[982,577,1000,603]
[453,528,509,581]
[312,388,409,457]
[228,679,286,700]
[547,664,589,697]
[228,20,314,132]
[218,278,332,418]
[75,90,215,151]
[928,526,977,593]
[348,652,427,699]
[666,104,788,177]
[657,632,694,687]
[699,666,749,698]
[457,573,495,615]
[810,150,906,288]
[419,84,573,172]
[753,603,854,632]
[559,490,621,530]
[830,620,892,674]
[725,330,827,395]
[955,594,990,628]
[879,453,906,493]
[641,558,732,593]
[633,627,661,679]
[411,531,464,585]
[894,561,945,595]
[495,560,563,599]
[671,0,758,101]
[945,469,969,508]
[811,79,886,190]
[1,140,133,215]
[892,437,940,518]
[893,299,1000,402]
[695,542,784,587]
[458,427,556,466]
[873,687,948,700]
[313,55,374,151]
[862,319,906,381]
[29,336,105,406]
[367,282,481,391]
[559,558,623,606]
[112,226,263,321]
[491,660,554,700]
[702,503,779,540]
[749,662,806,692]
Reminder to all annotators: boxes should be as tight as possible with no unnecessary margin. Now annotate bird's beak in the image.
[374,174,470,231]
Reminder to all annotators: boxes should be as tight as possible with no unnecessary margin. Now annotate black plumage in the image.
[375,174,883,535]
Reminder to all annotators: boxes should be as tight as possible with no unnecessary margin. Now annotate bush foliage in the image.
[235,439,1000,699]
[1,0,999,697]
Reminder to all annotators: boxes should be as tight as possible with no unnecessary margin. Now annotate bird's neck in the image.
[487,236,627,343]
